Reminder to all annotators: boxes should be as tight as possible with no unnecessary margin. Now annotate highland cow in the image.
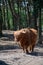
[14,28,38,53]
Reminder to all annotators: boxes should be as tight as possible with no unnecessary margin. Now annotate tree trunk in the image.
[39,3,42,44]
[8,0,20,30]
[33,0,38,30]
[0,5,3,37]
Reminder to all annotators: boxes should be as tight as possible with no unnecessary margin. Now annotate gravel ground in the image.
[0,47,43,65]
[0,30,43,65]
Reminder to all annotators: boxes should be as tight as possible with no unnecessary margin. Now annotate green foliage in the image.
[1,0,43,30]
[14,4,27,28]
[8,9,13,30]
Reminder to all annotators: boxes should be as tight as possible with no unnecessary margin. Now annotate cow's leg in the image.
[26,46,28,54]
[26,49,28,54]
[22,46,25,53]
[29,45,32,53]
[29,45,31,51]
[32,44,35,52]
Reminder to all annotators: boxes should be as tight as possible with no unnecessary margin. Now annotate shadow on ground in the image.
[0,34,14,41]
[0,44,43,57]
[0,45,21,50]
[0,60,8,65]
[26,51,43,56]
[0,33,43,57]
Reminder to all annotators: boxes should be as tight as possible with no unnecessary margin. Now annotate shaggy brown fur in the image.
[14,28,38,53]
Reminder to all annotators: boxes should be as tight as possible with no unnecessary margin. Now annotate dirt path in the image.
[0,30,43,65]
[0,47,43,65]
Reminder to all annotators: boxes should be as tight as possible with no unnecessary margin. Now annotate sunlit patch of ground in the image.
[0,30,43,65]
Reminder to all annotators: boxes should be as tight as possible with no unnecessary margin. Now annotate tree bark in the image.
[0,5,3,37]
[39,2,42,44]
[8,0,20,30]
